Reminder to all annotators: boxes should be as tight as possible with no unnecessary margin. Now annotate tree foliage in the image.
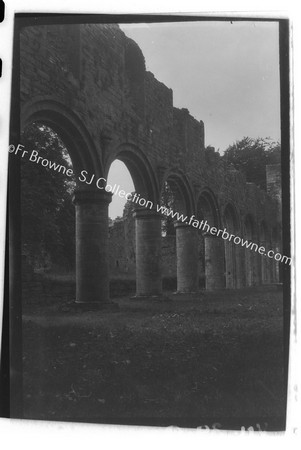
[222,137,281,190]
[122,192,136,221]
[21,123,76,271]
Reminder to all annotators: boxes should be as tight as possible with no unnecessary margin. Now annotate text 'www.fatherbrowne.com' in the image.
[9,143,291,266]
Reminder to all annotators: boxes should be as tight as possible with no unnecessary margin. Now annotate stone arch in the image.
[105,144,161,297]
[244,214,257,286]
[21,98,115,305]
[159,170,196,293]
[104,143,159,205]
[161,168,195,217]
[197,188,221,228]
[223,203,241,289]
[197,189,224,290]
[21,97,102,180]
[223,203,240,233]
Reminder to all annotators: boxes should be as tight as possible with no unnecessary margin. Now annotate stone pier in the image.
[204,234,225,290]
[73,189,112,306]
[175,223,199,293]
[134,209,162,297]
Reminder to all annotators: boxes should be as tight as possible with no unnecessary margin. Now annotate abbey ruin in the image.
[20,23,282,305]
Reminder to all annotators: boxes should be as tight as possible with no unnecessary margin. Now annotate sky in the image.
[108,20,281,219]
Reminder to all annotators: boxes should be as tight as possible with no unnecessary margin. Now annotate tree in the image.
[222,137,281,190]
[122,192,136,221]
[21,123,76,270]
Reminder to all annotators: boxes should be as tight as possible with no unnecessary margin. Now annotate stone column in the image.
[73,189,112,306]
[260,242,268,284]
[236,246,246,288]
[274,245,280,282]
[134,209,162,297]
[175,222,199,293]
[245,247,253,286]
[204,234,225,290]
[245,248,258,286]
[266,252,273,284]
[255,252,262,285]
[225,241,235,289]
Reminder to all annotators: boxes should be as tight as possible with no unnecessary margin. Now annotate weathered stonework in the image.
[20,23,282,302]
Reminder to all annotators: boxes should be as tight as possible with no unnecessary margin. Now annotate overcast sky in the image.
[108,20,280,219]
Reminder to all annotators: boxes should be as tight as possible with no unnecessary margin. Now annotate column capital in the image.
[73,189,113,205]
[203,231,224,239]
[135,207,162,296]
[174,221,193,229]
[133,208,162,220]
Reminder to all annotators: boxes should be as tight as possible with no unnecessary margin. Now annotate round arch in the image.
[104,143,159,205]
[105,143,162,297]
[223,203,240,233]
[161,168,195,217]
[159,169,197,293]
[197,189,224,290]
[21,98,102,180]
[197,188,221,228]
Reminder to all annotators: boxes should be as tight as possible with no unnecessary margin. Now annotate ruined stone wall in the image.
[109,218,136,277]
[20,22,281,248]
[109,218,178,279]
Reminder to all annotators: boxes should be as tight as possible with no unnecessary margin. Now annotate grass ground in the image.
[22,285,287,430]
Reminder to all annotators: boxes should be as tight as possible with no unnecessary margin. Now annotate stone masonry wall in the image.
[20,22,281,249]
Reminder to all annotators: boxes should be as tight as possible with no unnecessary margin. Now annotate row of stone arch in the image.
[21,99,281,306]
